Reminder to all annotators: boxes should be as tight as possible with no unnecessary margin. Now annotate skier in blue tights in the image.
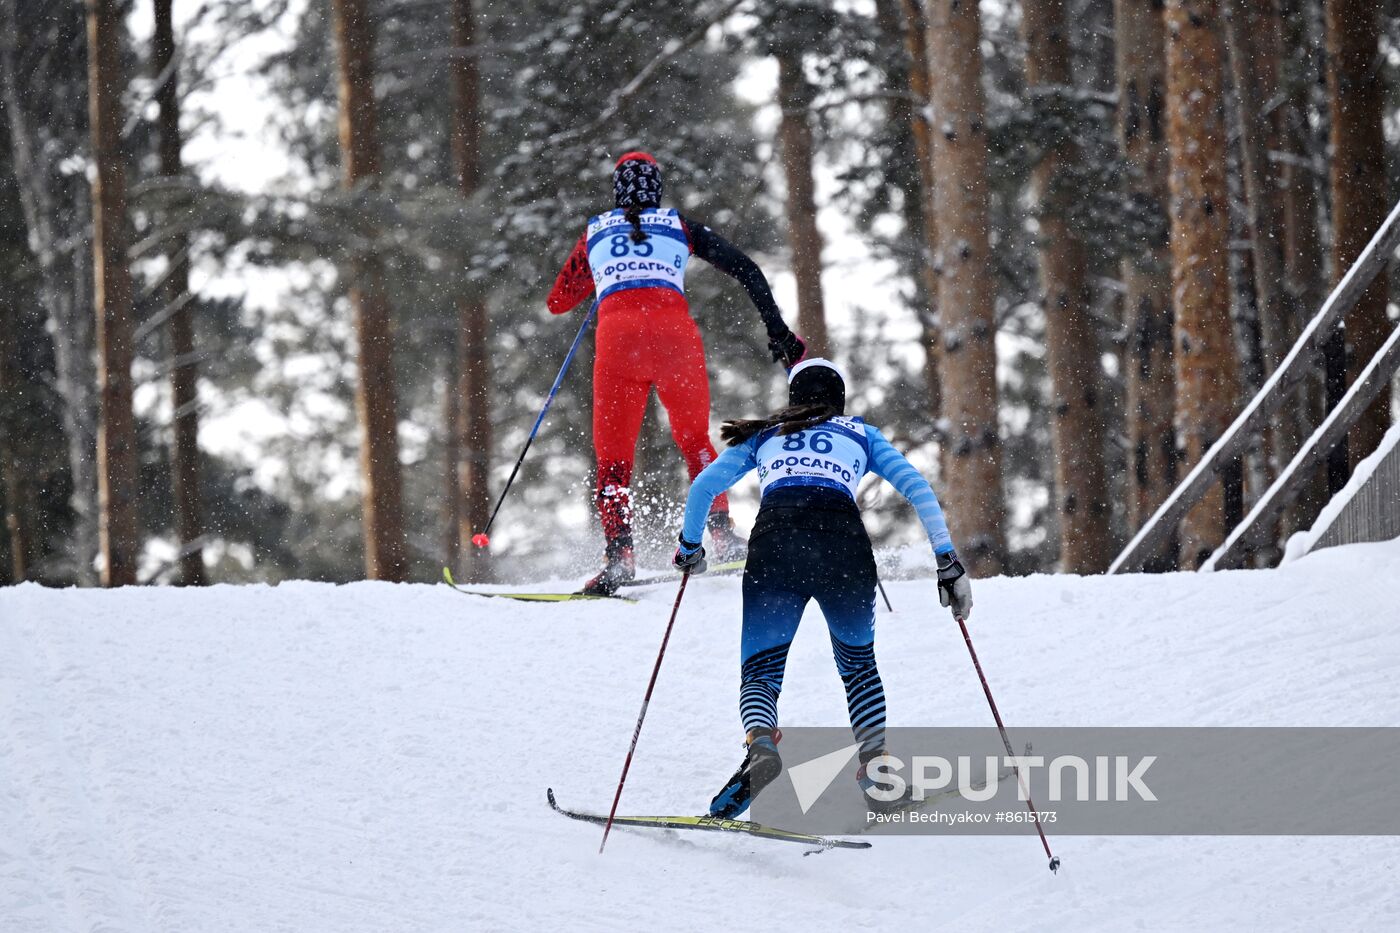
[672,359,973,818]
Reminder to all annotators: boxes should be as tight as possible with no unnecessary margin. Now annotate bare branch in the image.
[548,0,749,146]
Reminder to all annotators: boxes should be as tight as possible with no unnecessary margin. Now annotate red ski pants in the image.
[592,291,728,545]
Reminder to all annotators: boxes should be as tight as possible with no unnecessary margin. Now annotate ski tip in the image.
[546,787,557,808]
[808,837,872,851]
[442,567,456,586]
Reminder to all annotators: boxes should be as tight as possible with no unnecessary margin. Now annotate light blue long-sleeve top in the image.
[681,421,956,557]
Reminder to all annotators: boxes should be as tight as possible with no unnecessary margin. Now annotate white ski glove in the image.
[937,552,972,621]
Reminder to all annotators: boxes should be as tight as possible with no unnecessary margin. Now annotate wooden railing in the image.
[1109,198,1400,574]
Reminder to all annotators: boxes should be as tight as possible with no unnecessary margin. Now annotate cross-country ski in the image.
[441,567,637,603]
[546,789,871,852]
[620,559,748,588]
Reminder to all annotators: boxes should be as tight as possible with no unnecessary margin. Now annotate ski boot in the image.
[707,512,748,564]
[857,748,913,816]
[581,541,635,596]
[709,727,783,818]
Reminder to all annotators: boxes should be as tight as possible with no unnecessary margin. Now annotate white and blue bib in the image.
[585,208,690,301]
[755,416,871,499]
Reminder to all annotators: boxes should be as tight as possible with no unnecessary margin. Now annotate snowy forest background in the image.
[1,0,1398,587]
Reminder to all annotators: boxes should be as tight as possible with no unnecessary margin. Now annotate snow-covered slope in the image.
[3,540,1400,932]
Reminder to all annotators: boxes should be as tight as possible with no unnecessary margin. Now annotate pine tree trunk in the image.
[0,451,25,582]
[892,0,942,418]
[1225,0,1303,522]
[1226,0,1315,545]
[451,0,492,582]
[775,49,829,358]
[331,0,409,581]
[456,301,492,575]
[1020,0,1113,573]
[443,355,460,573]
[1164,0,1240,568]
[1224,1,1290,380]
[152,0,205,586]
[1325,0,1390,467]
[1279,1,1326,320]
[1115,0,1177,568]
[87,0,140,587]
[1278,0,1329,529]
[0,295,27,581]
[926,0,1005,574]
[1223,102,1273,529]
[0,0,99,584]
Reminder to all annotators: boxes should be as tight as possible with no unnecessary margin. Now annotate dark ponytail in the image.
[720,403,840,447]
[624,207,647,244]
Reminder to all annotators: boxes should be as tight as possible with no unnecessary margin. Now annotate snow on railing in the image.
[1109,197,1400,574]
[1202,323,1400,572]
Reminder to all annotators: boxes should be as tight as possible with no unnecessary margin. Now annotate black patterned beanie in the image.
[613,151,663,210]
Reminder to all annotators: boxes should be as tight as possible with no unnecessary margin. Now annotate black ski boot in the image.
[581,541,635,596]
[856,748,913,816]
[709,727,782,818]
[707,512,748,564]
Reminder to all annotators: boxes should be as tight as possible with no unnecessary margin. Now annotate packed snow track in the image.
[3,540,1400,931]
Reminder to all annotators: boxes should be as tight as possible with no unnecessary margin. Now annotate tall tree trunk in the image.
[775,48,830,358]
[451,0,492,582]
[1224,1,1290,384]
[1325,0,1390,467]
[443,356,460,572]
[1164,0,1240,568]
[153,0,205,585]
[891,0,942,418]
[331,0,409,581]
[1223,104,1273,523]
[456,299,491,578]
[1278,0,1329,528]
[1225,0,1304,541]
[1280,0,1327,321]
[0,294,28,581]
[1020,0,1113,573]
[1115,0,1177,569]
[926,0,1005,574]
[87,0,140,587]
[0,0,99,584]
[1226,0,1310,549]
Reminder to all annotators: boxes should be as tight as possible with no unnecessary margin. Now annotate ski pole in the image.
[955,614,1060,873]
[600,571,691,853]
[471,296,599,548]
[876,575,893,613]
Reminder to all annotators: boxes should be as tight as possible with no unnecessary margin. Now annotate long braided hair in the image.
[720,359,848,447]
[613,152,663,244]
[720,403,841,447]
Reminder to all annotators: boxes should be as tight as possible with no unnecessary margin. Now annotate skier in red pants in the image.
[548,151,806,594]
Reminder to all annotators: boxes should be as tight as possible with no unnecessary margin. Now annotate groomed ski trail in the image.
[2,542,1400,930]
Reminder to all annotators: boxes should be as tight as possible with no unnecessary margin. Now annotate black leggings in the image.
[738,494,884,756]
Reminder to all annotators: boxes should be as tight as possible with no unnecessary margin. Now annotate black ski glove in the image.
[768,330,806,369]
[937,551,972,621]
[673,535,708,574]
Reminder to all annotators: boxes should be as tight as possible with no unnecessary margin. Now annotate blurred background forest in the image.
[1,0,1398,587]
